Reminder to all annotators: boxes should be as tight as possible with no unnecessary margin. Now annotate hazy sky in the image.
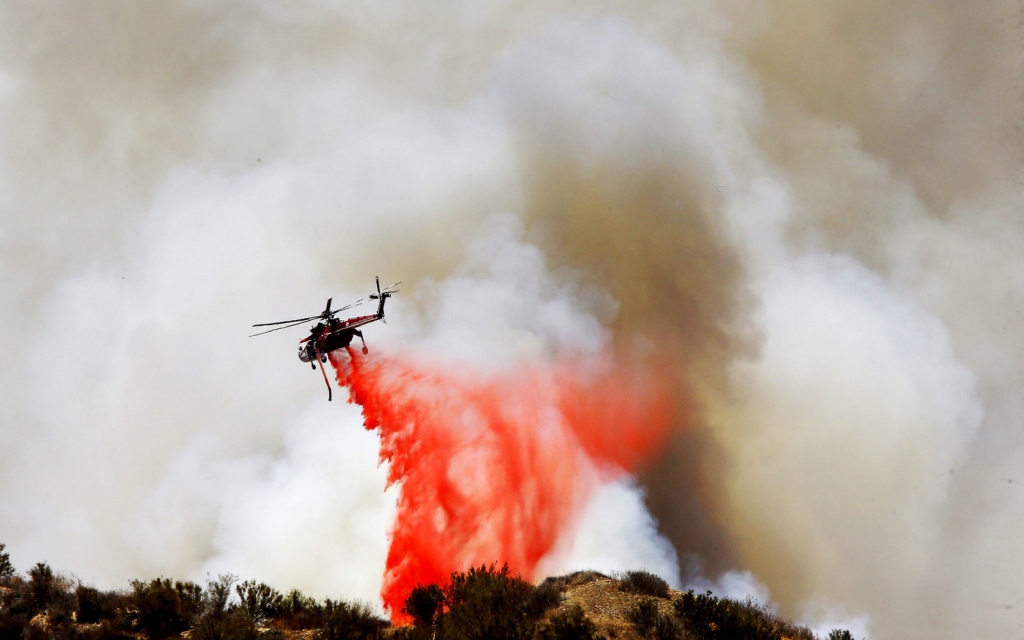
[1,2,1022,638]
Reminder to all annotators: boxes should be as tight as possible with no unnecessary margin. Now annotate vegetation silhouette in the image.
[674,589,818,640]
[0,546,861,640]
[394,563,561,640]
[535,605,598,640]
[618,571,670,599]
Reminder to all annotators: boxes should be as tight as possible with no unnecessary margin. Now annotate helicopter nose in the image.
[298,342,311,362]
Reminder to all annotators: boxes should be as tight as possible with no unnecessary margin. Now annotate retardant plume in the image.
[330,345,673,621]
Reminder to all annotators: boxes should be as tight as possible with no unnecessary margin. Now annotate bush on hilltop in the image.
[399,563,563,640]
[674,589,815,640]
[618,570,670,599]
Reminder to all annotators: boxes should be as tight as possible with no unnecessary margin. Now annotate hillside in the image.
[523,571,827,640]
[1,545,854,640]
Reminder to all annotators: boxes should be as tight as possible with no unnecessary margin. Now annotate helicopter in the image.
[250,277,399,400]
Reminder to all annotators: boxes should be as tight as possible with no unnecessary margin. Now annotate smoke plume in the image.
[1,2,1022,638]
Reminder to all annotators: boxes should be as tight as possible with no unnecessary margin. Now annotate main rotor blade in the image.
[252,315,320,327]
[326,299,364,316]
[249,318,312,337]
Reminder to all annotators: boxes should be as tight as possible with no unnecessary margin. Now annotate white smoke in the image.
[800,598,873,640]
[395,213,612,368]
[536,478,682,589]
[132,403,394,602]
[684,570,770,605]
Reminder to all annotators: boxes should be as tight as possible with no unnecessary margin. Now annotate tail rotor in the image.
[369,276,400,320]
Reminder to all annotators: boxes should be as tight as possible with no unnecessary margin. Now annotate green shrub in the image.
[403,584,445,627]
[16,562,77,638]
[235,581,282,625]
[618,571,670,599]
[314,600,387,640]
[129,578,204,639]
[398,564,561,640]
[673,590,717,640]
[652,614,683,640]
[0,544,13,582]
[270,589,324,630]
[828,631,854,640]
[628,598,660,638]
[436,564,538,640]
[0,579,21,640]
[0,573,29,640]
[27,563,63,615]
[3,579,77,640]
[46,590,79,639]
[524,580,562,619]
[673,590,815,640]
[75,586,129,624]
[205,575,237,614]
[539,572,606,592]
[178,581,206,621]
[536,605,598,640]
[191,609,257,640]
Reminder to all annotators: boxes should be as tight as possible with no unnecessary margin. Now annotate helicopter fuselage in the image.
[298,327,358,362]
[298,313,377,363]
